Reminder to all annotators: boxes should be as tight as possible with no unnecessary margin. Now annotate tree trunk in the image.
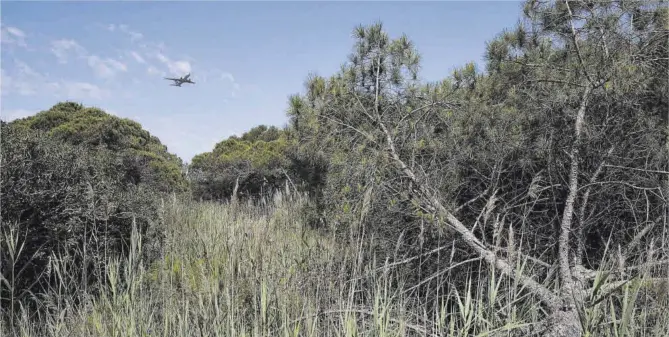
[231,175,240,205]
[543,308,583,337]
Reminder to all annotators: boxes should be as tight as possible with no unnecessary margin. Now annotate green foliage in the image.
[3,1,668,334]
[4,190,668,337]
[190,125,293,201]
[0,123,164,325]
[207,135,289,168]
[238,124,282,143]
[287,0,668,298]
[10,102,187,194]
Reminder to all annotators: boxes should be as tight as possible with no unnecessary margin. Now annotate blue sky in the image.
[1,0,524,162]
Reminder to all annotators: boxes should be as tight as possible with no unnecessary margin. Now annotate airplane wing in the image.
[165,77,179,81]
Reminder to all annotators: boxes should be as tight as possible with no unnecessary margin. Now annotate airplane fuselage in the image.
[165,73,195,86]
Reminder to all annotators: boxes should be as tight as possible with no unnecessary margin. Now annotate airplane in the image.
[164,73,195,87]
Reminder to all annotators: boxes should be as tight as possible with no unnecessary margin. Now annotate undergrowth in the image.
[1,191,667,337]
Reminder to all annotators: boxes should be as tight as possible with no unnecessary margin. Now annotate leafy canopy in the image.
[9,101,188,193]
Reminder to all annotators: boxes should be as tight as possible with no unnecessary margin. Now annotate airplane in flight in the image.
[165,73,195,87]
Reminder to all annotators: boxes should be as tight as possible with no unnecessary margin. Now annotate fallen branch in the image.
[375,113,561,308]
[603,164,669,175]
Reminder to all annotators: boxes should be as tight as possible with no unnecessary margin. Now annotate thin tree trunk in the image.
[558,86,591,302]
[232,175,240,205]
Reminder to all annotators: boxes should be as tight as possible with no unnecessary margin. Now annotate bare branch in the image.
[620,216,662,266]
[577,146,615,263]
[349,76,562,307]
[402,256,484,295]
[578,181,661,192]
[603,164,669,175]
[454,181,493,213]
[376,113,561,307]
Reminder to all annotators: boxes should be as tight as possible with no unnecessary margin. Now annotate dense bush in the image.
[282,3,668,332]
[9,101,188,194]
[189,125,294,202]
[1,111,167,327]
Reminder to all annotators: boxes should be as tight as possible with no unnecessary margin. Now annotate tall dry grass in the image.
[2,190,668,336]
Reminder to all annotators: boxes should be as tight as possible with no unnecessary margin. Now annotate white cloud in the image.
[1,26,27,47]
[105,24,200,81]
[60,81,111,100]
[1,109,34,122]
[106,24,187,78]
[154,52,191,76]
[1,61,110,101]
[1,62,42,96]
[154,53,168,63]
[147,66,164,76]
[231,83,241,97]
[195,69,241,96]
[16,60,42,79]
[129,51,146,64]
[107,59,127,71]
[49,38,127,79]
[118,24,143,42]
[50,39,86,63]
[221,72,235,82]
[173,61,191,74]
[217,70,241,97]
[105,23,238,98]
[87,55,128,78]
[108,23,143,41]
[6,27,25,38]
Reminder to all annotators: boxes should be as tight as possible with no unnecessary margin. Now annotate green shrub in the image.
[10,102,188,194]
[190,125,293,202]
[0,123,164,326]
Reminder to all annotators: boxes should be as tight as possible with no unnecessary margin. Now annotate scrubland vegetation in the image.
[2,1,668,336]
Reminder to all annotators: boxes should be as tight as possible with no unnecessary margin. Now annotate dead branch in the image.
[374,112,560,307]
[577,146,615,262]
[402,256,484,295]
[603,164,669,175]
